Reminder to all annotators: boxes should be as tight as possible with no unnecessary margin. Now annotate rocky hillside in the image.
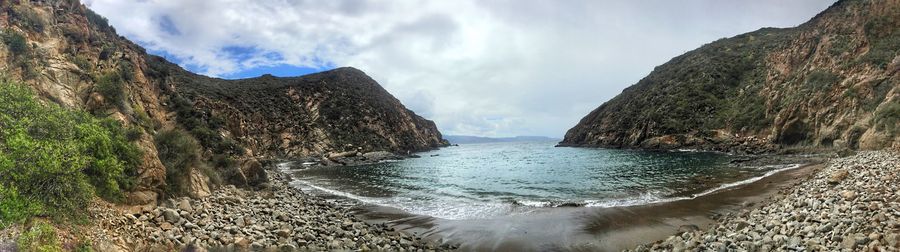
[560,0,900,153]
[169,67,448,157]
[0,0,446,204]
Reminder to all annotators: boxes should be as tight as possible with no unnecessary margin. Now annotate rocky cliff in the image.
[560,0,900,153]
[169,67,448,157]
[0,0,446,203]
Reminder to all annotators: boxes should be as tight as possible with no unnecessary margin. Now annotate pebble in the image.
[627,151,900,251]
[75,166,458,251]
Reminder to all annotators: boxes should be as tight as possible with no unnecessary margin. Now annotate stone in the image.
[234,237,251,248]
[177,198,193,212]
[840,190,857,201]
[189,169,212,198]
[279,244,297,251]
[163,209,181,223]
[828,170,849,184]
[276,229,291,238]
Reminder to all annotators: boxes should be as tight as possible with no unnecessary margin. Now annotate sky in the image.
[83,0,837,138]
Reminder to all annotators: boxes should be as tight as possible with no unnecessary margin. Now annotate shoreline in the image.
[284,151,827,251]
[629,150,900,251]
[340,161,821,251]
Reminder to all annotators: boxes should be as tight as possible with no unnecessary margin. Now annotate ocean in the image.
[284,141,799,220]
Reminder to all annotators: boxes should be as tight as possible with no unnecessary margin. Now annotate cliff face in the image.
[561,0,900,153]
[170,67,448,157]
[0,0,446,203]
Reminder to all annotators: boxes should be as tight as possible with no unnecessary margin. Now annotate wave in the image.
[691,163,800,198]
[282,161,804,219]
[512,163,803,209]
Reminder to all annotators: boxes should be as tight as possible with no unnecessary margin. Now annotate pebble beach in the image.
[81,169,454,251]
[631,150,900,251]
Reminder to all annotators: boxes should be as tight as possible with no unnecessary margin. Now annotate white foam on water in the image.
[281,161,804,220]
[692,163,801,198]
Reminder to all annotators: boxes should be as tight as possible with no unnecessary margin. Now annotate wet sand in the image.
[348,163,822,252]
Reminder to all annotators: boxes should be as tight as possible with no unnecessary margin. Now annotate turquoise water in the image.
[288,141,795,220]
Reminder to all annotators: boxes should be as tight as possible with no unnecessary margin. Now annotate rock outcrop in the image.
[170,67,448,158]
[561,0,900,153]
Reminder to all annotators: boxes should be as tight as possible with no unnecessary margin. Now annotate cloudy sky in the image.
[84,0,836,138]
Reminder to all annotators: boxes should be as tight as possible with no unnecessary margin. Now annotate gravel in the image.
[83,168,456,251]
[630,150,900,251]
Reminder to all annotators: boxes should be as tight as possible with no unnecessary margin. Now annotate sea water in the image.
[287,141,797,220]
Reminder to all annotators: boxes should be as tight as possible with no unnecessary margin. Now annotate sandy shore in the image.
[345,158,823,251]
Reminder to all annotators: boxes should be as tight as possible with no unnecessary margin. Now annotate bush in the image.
[10,6,45,33]
[0,185,39,228]
[95,72,125,108]
[16,221,61,252]
[85,9,111,32]
[874,102,900,134]
[154,129,201,197]
[0,82,140,224]
[804,70,840,91]
[118,61,135,82]
[2,29,28,56]
[98,45,115,61]
[72,55,92,72]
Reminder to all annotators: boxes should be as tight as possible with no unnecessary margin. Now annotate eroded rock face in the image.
[171,68,449,158]
[561,0,900,153]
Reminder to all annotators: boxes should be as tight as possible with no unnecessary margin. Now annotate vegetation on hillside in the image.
[563,0,899,150]
[0,80,140,227]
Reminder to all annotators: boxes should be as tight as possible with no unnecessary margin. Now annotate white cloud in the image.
[84,0,836,137]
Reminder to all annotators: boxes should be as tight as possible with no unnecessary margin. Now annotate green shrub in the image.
[75,239,94,252]
[2,29,28,56]
[98,45,115,61]
[874,102,900,134]
[0,82,140,224]
[118,61,135,82]
[10,6,45,33]
[861,17,900,68]
[95,72,125,108]
[0,185,39,228]
[85,9,111,32]
[16,221,61,252]
[72,55,92,72]
[804,70,840,91]
[154,129,201,197]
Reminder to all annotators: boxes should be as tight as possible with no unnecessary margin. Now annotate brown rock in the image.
[126,190,158,205]
[189,169,211,198]
[840,190,857,201]
[276,229,291,238]
[236,158,268,187]
[828,169,849,184]
[234,237,251,248]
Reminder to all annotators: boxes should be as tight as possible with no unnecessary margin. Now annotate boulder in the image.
[126,190,158,206]
[177,198,193,212]
[227,158,269,188]
[241,158,268,187]
[189,169,211,198]
[828,169,849,184]
[162,209,181,223]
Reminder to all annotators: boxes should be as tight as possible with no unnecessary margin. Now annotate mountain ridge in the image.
[560,0,900,153]
[444,135,560,144]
